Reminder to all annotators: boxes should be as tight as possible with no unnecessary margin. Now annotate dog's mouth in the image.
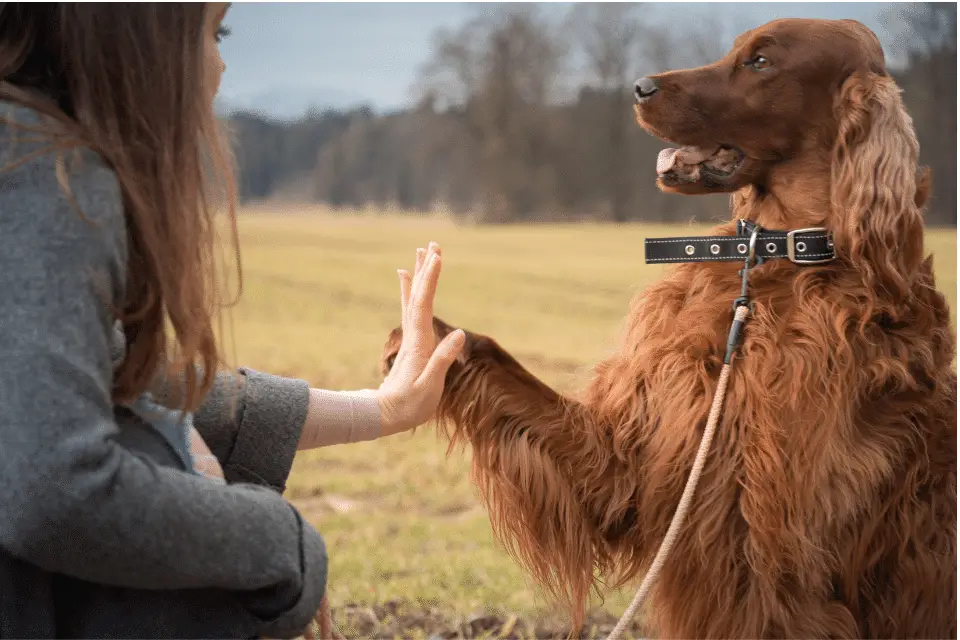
[656,145,746,185]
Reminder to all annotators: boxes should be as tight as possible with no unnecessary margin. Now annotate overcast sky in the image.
[216,2,912,119]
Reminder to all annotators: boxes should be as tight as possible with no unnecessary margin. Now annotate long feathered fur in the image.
[381,20,956,639]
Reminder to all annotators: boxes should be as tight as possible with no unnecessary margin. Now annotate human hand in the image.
[379,315,466,378]
[376,242,465,436]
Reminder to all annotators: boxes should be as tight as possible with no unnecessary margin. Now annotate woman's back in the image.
[0,101,328,638]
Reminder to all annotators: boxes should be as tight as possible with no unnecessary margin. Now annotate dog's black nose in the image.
[634,77,659,102]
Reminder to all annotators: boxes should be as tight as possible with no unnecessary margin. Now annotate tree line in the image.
[226,3,957,227]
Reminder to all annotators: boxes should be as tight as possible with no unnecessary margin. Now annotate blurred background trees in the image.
[226,2,956,226]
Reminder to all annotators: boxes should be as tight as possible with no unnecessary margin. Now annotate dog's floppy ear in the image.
[830,71,924,301]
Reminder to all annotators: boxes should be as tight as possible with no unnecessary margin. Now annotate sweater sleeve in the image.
[0,140,323,638]
[191,368,311,490]
[193,374,382,481]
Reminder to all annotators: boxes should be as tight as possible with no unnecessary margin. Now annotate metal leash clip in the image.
[731,223,759,311]
[725,224,758,364]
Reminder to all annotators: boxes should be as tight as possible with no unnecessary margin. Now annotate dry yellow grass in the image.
[225,207,956,637]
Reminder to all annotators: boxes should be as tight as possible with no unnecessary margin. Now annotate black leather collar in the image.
[644,219,835,266]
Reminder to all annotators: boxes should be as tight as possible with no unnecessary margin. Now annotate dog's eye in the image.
[745,55,772,71]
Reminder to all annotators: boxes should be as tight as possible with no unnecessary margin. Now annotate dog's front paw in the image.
[379,317,466,377]
[379,326,404,377]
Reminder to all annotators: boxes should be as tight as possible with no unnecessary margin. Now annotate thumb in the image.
[419,329,466,385]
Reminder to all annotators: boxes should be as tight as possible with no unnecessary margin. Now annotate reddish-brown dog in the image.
[381,19,956,638]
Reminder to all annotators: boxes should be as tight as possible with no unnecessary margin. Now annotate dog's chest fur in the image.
[589,260,955,637]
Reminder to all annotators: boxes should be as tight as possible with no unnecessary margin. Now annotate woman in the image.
[0,3,464,638]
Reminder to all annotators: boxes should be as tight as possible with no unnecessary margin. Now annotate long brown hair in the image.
[0,3,239,411]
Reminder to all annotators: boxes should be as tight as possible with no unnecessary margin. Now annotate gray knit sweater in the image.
[0,102,329,638]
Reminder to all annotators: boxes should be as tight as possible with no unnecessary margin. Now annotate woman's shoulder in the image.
[0,100,127,300]
[1,99,122,223]
[0,99,125,255]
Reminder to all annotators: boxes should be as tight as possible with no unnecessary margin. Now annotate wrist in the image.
[374,389,405,437]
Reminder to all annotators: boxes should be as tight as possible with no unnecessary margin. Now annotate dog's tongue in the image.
[657,146,720,175]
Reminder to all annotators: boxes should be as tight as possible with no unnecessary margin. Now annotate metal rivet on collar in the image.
[710,244,720,255]
[685,245,695,255]
[766,242,777,253]
[737,244,747,254]
[795,241,807,253]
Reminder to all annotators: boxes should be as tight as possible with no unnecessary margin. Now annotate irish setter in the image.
[381,18,956,638]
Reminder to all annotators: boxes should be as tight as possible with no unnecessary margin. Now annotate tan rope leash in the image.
[606,304,748,640]
[606,224,764,640]
[607,221,762,640]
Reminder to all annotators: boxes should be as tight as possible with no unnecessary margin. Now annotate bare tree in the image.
[417,6,568,222]
[570,3,645,221]
[415,17,487,111]
[887,2,957,224]
[636,11,729,73]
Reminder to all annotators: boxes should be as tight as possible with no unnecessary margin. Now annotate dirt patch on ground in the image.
[328,600,648,639]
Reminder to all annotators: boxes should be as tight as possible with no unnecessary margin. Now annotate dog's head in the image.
[635,18,927,297]
[633,18,888,195]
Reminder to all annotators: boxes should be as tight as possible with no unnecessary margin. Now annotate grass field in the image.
[227,207,957,639]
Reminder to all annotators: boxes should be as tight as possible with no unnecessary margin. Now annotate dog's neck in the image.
[733,154,833,231]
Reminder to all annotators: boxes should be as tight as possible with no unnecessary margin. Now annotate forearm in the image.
[298,387,382,449]
[1,435,327,638]
[192,368,382,463]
